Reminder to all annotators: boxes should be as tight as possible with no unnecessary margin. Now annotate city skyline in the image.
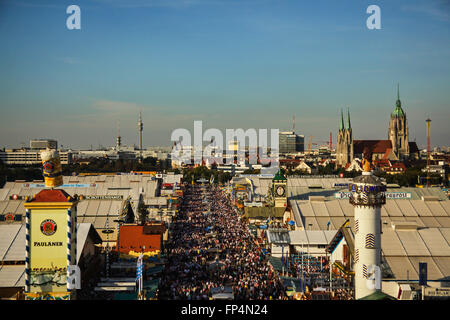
[0,0,449,149]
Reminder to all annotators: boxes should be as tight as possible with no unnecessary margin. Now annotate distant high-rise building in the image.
[279,131,304,154]
[0,149,72,165]
[30,139,57,150]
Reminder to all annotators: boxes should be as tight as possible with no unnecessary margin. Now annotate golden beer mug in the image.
[40,148,63,188]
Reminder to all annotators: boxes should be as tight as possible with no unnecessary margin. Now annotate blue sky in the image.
[0,0,449,149]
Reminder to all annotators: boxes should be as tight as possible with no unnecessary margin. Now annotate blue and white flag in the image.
[136,254,143,281]
[173,182,177,194]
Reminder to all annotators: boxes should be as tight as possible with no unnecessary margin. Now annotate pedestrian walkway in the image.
[158,184,287,300]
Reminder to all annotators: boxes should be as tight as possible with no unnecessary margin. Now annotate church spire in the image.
[396,83,401,107]
[392,83,404,117]
[346,106,351,130]
[340,108,344,131]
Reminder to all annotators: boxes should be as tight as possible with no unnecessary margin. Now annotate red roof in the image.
[117,224,164,253]
[353,140,392,154]
[280,159,301,164]
[29,189,73,203]
[390,162,407,170]
[374,159,391,168]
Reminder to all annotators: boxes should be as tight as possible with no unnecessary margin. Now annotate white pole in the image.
[106,218,110,279]
[330,259,332,293]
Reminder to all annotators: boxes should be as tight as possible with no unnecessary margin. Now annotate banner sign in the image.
[244,202,263,207]
[333,183,349,188]
[0,214,22,222]
[83,195,123,200]
[334,192,412,199]
[386,192,412,199]
[10,194,25,200]
[424,288,450,298]
[23,183,96,188]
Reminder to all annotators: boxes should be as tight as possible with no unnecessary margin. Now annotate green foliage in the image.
[0,156,170,187]
[61,157,170,175]
[137,201,148,226]
[374,164,441,187]
[0,164,43,187]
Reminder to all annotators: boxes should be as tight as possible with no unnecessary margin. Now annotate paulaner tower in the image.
[24,149,79,300]
[349,155,386,299]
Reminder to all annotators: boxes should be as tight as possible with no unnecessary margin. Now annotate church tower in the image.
[336,108,353,168]
[388,84,409,160]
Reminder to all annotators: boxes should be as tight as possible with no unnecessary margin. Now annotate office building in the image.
[279,131,304,154]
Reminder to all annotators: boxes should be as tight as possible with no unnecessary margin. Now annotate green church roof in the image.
[346,107,351,130]
[392,83,405,118]
[273,168,287,181]
[339,109,344,131]
[392,104,405,117]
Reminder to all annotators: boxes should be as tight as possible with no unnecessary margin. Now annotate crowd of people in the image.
[284,254,354,300]
[158,184,287,300]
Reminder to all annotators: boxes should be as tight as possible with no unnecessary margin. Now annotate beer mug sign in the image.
[41,149,63,188]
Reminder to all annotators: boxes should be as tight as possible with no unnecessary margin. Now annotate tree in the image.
[137,201,148,226]
[318,163,335,175]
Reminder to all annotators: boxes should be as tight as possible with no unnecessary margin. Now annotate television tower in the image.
[349,151,386,299]
[292,115,295,133]
[138,111,143,161]
[116,120,121,151]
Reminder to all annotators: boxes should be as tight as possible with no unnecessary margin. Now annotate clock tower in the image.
[272,168,287,208]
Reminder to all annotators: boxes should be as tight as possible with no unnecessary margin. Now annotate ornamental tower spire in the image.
[389,83,409,159]
[347,106,351,130]
[393,83,404,116]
